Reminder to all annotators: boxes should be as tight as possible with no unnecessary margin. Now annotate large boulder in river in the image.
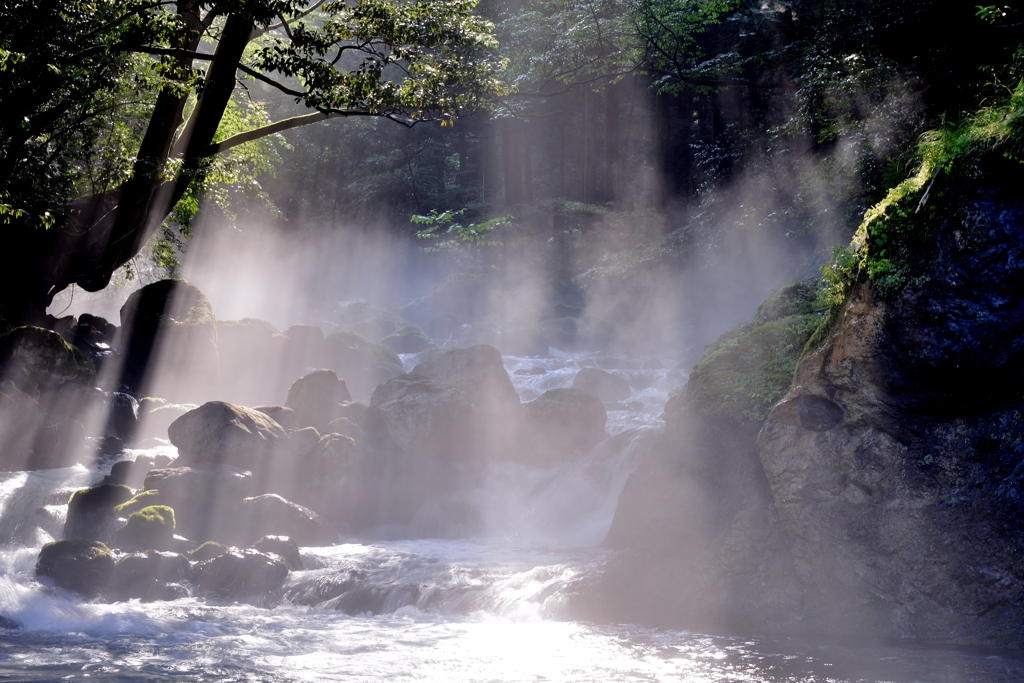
[323,330,404,399]
[168,401,288,470]
[518,388,606,463]
[284,369,352,433]
[572,367,630,402]
[112,550,190,602]
[35,540,114,596]
[111,505,177,551]
[117,279,218,402]
[0,326,95,394]
[253,535,302,570]
[411,345,520,416]
[234,494,335,547]
[191,548,289,599]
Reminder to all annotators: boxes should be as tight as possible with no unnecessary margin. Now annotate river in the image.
[1,352,1022,681]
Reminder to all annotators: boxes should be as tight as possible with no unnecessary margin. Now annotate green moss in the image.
[188,541,228,562]
[809,81,1024,350]
[678,280,821,426]
[112,489,162,516]
[113,505,175,550]
[68,483,134,510]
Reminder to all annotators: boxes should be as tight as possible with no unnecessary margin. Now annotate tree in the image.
[0,0,506,322]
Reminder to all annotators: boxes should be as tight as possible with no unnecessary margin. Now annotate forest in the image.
[1,1,1024,680]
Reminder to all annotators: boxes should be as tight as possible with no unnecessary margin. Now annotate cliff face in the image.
[601,180,1024,646]
[759,182,1024,645]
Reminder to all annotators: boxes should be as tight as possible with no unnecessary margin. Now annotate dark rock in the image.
[572,367,631,402]
[111,505,176,551]
[254,405,296,430]
[380,324,433,353]
[235,494,335,547]
[0,326,95,394]
[112,550,189,601]
[74,314,117,346]
[168,401,288,470]
[143,465,253,543]
[63,484,134,542]
[284,426,321,459]
[117,279,218,402]
[323,330,404,399]
[105,392,139,442]
[411,344,520,414]
[189,541,229,562]
[771,390,844,431]
[253,535,302,571]
[29,417,86,470]
[191,548,289,599]
[35,539,114,596]
[285,369,352,433]
[0,615,19,629]
[325,417,365,443]
[520,388,606,463]
[287,434,364,527]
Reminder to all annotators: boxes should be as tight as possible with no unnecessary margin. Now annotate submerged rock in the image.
[571,367,631,402]
[35,539,114,596]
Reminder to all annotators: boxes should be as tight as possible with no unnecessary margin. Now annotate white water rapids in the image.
[1,353,1022,681]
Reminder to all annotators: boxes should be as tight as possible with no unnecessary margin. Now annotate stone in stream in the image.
[285,369,352,433]
[168,401,288,471]
[111,505,177,551]
[571,367,631,403]
[63,484,134,542]
[142,465,254,543]
[234,494,335,547]
[35,539,115,596]
[253,535,302,571]
[112,550,190,601]
[518,388,607,464]
[191,548,289,599]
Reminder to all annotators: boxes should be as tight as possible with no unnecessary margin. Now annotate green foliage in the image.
[413,209,510,251]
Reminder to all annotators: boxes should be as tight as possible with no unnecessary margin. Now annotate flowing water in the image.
[2,353,1023,681]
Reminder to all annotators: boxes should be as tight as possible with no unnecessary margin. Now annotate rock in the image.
[380,324,433,353]
[143,465,254,543]
[104,392,139,442]
[234,494,335,547]
[572,367,631,402]
[35,539,114,596]
[168,401,288,470]
[74,313,117,346]
[323,330,404,399]
[102,454,163,489]
[0,326,95,393]
[335,302,408,341]
[284,370,352,433]
[191,548,289,599]
[287,434,364,527]
[63,484,134,542]
[112,550,189,601]
[284,426,321,459]
[253,535,302,571]
[116,279,218,402]
[29,417,86,470]
[424,312,460,340]
[254,405,296,430]
[325,417,365,443]
[411,345,520,415]
[136,398,197,441]
[519,388,606,463]
[113,489,162,516]
[111,505,176,551]
[189,541,229,562]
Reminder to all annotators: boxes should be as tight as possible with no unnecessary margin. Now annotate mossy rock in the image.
[753,279,818,326]
[64,484,134,541]
[380,324,433,353]
[113,489,162,516]
[188,541,229,562]
[113,505,176,551]
[0,326,95,394]
[35,539,114,596]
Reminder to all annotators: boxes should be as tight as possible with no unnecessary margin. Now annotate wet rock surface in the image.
[35,540,115,596]
[168,401,288,470]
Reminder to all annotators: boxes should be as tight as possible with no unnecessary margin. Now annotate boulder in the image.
[571,367,631,402]
[284,369,352,433]
[0,326,95,393]
[35,539,114,596]
[287,433,364,527]
[411,345,520,415]
[29,417,86,470]
[111,505,176,551]
[519,388,606,463]
[136,398,197,441]
[380,324,433,353]
[104,392,139,442]
[168,401,288,470]
[116,279,218,402]
[74,314,117,346]
[253,535,302,571]
[189,541,229,562]
[323,330,404,399]
[254,405,296,430]
[369,372,475,463]
[234,494,335,547]
[143,465,254,543]
[112,550,190,601]
[63,484,134,542]
[191,548,289,599]
[102,454,165,489]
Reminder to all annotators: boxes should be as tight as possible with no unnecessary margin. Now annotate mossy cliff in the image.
[599,85,1024,645]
